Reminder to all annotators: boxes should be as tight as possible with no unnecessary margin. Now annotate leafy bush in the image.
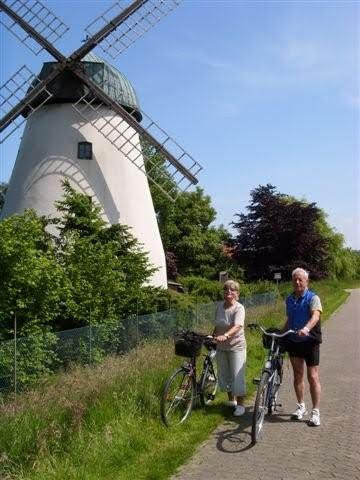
[0,182,164,389]
[180,276,223,302]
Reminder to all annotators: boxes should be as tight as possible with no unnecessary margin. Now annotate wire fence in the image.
[0,292,277,396]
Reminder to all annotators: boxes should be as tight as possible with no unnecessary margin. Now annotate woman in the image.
[214,279,247,416]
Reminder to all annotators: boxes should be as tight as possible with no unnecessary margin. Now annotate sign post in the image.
[219,271,228,283]
[274,272,281,288]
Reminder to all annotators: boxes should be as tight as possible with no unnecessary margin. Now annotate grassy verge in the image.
[0,279,358,480]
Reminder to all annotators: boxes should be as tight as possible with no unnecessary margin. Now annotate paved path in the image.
[173,289,360,480]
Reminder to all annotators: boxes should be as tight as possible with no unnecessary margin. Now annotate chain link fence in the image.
[0,292,277,396]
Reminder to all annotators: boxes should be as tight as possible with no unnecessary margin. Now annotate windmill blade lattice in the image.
[84,0,182,60]
[0,0,69,55]
[0,65,53,143]
[72,92,202,201]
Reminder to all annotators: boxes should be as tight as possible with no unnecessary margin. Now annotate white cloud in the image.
[273,39,331,72]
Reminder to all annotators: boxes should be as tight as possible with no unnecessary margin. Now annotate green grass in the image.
[0,279,358,480]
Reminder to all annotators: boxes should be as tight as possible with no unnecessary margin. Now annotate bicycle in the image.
[160,330,218,428]
[248,323,296,444]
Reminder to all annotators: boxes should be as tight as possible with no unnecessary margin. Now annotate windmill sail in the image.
[0,65,53,143]
[73,90,202,201]
[0,0,69,56]
[83,0,182,60]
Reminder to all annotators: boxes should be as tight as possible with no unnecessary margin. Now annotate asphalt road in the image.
[172,289,360,480]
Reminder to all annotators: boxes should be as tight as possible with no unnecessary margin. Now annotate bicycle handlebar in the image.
[247,323,297,337]
[177,329,214,339]
[176,330,216,349]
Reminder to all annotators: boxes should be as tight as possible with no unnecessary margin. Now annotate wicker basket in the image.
[174,334,202,358]
[262,328,282,349]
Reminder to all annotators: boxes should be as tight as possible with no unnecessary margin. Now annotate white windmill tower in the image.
[0,0,203,289]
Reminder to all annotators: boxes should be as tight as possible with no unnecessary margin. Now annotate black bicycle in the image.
[248,323,295,444]
[160,330,218,428]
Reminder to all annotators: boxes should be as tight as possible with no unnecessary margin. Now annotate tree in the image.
[232,184,330,280]
[142,141,240,280]
[315,210,360,279]
[155,186,238,279]
[0,210,65,340]
[0,182,8,213]
[51,180,158,329]
[0,210,66,384]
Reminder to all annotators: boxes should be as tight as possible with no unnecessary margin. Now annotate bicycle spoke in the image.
[252,371,269,444]
[161,368,194,427]
[200,360,218,407]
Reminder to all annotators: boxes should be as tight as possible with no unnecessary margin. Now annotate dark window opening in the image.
[78,142,92,160]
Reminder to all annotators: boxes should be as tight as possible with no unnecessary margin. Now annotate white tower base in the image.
[1,104,167,289]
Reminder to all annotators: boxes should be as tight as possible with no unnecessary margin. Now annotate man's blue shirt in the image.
[286,288,316,330]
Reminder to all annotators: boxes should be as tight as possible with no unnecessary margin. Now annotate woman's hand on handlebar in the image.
[215,334,227,343]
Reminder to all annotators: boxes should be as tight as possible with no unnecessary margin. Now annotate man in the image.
[283,267,322,426]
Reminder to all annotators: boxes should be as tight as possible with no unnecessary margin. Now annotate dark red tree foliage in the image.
[231,184,329,281]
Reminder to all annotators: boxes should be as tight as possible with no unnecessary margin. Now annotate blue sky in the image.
[1,0,359,248]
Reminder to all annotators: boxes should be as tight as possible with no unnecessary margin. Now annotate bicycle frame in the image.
[250,324,295,443]
[160,332,217,427]
[182,346,216,398]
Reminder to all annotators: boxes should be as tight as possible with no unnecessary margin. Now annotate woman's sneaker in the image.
[308,408,320,426]
[233,405,245,416]
[291,403,307,420]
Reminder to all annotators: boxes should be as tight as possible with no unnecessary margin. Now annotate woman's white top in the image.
[214,301,246,352]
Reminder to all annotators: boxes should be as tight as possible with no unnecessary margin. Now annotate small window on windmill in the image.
[78,142,92,160]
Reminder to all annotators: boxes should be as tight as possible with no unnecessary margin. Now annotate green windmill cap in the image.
[26,53,142,121]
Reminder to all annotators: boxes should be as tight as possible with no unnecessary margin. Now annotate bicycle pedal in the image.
[253,378,260,385]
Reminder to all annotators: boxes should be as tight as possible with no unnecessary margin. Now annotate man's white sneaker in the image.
[308,408,320,426]
[233,405,245,416]
[291,403,307,420]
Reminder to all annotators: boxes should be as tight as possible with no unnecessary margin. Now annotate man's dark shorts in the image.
[288,343,320,367]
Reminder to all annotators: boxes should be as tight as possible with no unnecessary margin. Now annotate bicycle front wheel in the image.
[268,368,281,416]
[252,371,270,444]
[199,359,218,407]
[160,368,195,427]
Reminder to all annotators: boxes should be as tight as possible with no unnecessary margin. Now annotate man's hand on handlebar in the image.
[298,327,310,337]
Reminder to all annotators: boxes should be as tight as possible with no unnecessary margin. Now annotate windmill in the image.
[0,0,203,289]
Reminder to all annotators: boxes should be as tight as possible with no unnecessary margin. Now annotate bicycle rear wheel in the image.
[160,368,195,427]
[252,371,270,444]
[199,359,218,407]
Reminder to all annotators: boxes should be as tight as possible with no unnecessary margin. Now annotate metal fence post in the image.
[195,297,198,327]
[14,312,17,400]
[136,298,139,349]
[89,307,92,365]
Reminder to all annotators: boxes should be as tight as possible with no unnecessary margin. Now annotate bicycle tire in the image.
[160,367,195,427]
[199,358,218,407]
[252,371,270,444]
[268,369,280,416]
[268,356,284,415]
[278,356,284,384]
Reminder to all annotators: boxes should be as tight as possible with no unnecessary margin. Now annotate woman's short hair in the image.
[223,280,240,298]
[291,267,309,280]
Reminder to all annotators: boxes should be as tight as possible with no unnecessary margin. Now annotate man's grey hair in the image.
[292,267,309,280]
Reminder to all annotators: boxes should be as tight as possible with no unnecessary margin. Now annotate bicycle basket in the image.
[174,332,203,358]
[262,328,282,349]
